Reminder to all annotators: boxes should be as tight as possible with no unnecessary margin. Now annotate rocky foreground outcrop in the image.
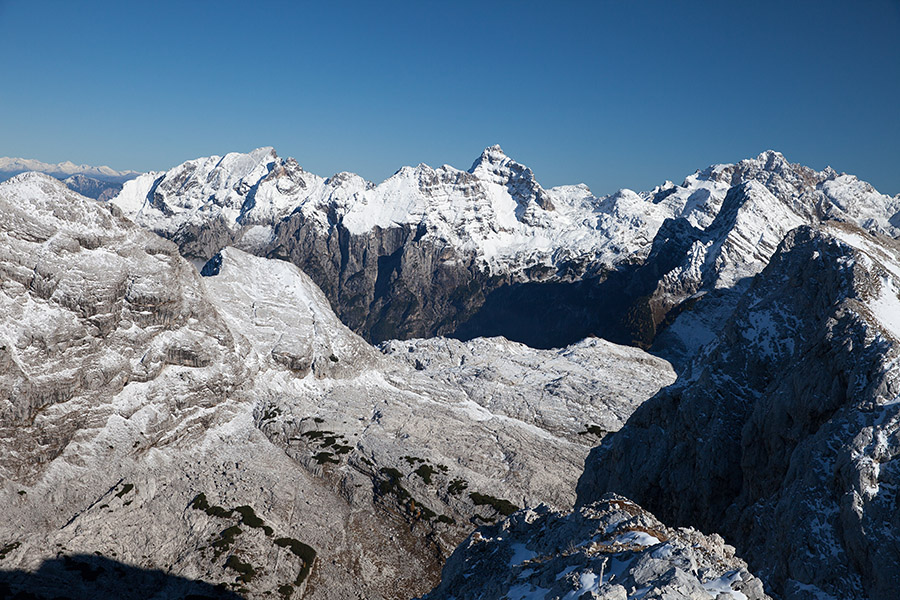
[420,494,769,600]
[0,174,675,599]
[577,222,900,600]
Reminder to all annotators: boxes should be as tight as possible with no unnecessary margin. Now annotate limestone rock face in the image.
[380,336,675,443]
[577,223,900,600]
[8,149,900,600]
[0,174,675,599]
[419,494,770,600]
[0,172,243,475]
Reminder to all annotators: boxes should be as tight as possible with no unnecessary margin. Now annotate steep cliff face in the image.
[0,175,676,599]
[110,145,619,344]
[577,223,900,600]
[266,215,499,342]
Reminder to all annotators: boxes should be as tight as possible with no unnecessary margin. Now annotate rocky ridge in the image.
[62,174,124,202]
[577,222,900,600]
[380,336,673,442]
[420,494,769,600]
[0,156,137,207]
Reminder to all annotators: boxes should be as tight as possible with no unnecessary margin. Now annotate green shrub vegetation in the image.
[274,537,317,585]
[211,525,243,557]
[377,467,410,498]
[414,464,436,484]
[224,554,256,583]
[579,424,606,437]
[188,491,319,590]
[190,492,210,510]
[469,492,518,516]
[189,493,233,518]
[114,483,134,498]
[0,541,20,560]
[447,478,468,495]
[380,466,403,480]
[413,500,437,521]
[313,451,339,464]
[233,505,273,536]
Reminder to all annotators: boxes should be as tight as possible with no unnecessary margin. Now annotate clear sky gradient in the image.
[1,0,898,196]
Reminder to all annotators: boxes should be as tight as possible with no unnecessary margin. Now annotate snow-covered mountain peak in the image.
[468,144,508,170]
[2,165,689,598]
[217,145,276,172]
[4,169,61,187]
[579,221,900,600]
[755,148,788,169]
[108,145,900,349]
[467,144,554,211]
[609,187,642,203]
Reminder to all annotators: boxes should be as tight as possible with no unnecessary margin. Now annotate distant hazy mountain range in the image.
[0,156,140,182]
[0,155,140,201]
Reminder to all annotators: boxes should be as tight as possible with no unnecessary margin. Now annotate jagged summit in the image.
[421,495,770,600]
[0,171,115,229]
[756,148,787,167]
[468,144,554,212]
[467,143,509,171]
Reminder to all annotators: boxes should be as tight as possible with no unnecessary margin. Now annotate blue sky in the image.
[1,0,898,196]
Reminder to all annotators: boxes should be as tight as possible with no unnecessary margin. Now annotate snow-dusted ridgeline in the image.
[109,146,900,350]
